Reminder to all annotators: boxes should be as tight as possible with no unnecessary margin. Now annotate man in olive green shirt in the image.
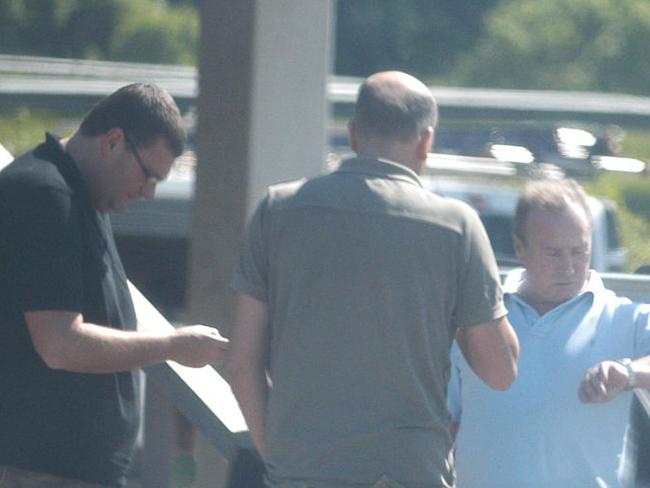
[226,71,519,488]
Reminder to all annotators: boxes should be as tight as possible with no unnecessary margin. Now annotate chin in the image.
[554,289,580,303]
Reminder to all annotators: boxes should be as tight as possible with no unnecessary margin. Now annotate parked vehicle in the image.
[108,150,628,318]
[423,156,627,272]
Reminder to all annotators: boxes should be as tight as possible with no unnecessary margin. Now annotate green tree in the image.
[0,0,197,65]
[335,0,501,79]
[109,2,198,65]
[451,0,650,95]
[0,0,128,59]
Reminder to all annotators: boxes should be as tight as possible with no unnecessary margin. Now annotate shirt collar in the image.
[36,133,90,199]
[35,133,106,243]
[335,156,424,188]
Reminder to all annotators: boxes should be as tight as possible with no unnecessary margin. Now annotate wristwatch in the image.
[615,358,637,390]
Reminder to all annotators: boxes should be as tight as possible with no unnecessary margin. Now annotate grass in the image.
[620,128,650,161]
[586,171,650,272]
[0,109,76,156]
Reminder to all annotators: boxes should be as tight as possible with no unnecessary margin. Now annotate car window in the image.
[479,214,515,262]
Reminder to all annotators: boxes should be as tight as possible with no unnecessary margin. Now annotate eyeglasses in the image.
[123,133,164,183]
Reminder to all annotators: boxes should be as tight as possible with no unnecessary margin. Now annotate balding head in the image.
[352,71,438,143]
[349,71,437,172]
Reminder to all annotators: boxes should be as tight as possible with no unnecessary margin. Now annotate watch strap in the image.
[615,358,636,390]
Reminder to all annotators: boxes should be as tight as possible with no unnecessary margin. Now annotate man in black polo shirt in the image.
[0,84,228,487]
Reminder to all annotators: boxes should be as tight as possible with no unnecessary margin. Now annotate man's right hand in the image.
[26,310,230,373]
[170,325,230,368]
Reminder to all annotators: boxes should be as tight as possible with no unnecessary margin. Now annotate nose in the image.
[558,253,576,275]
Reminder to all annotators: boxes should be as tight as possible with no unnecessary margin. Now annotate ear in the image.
[347,120,358,154]
[416,127,434,162]
[100,127,125,158]
[513,234,526,263]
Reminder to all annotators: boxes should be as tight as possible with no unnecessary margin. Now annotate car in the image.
[109,149,628,319]
[422,169,627,272]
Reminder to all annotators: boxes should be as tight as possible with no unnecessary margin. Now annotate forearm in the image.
[457,316,519,390]
[229,369,270,457]
[47,320,175,373]
[226,293,271,457]
[26,310,228,373]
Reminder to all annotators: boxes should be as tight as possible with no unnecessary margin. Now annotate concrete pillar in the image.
[190,1,333,332]
[188,2,334,487]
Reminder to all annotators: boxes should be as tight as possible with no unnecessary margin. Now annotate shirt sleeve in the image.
[447,341,463,422]
[5,185,84,313]
[231,193,270,302]
[632,303,650,358]
[454,208,507,329]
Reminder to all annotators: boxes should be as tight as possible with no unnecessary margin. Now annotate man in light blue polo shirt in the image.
[448,178,650,487]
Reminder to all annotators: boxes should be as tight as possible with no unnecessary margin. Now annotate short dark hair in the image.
[514,178,593,245]
[79,83,186,156]
[353,77,438,142]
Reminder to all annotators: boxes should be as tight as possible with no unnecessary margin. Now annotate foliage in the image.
[0,109,65,156]
[619,129,650,161]
[451,0,650,95]
[335,0,501,79]
[109,3,198,65]
[0,0,197,65]
[4,0,650,94]
[0,0,127,59]
[586,172,650,271]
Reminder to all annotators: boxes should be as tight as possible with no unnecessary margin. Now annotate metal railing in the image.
[6,54,650,125]
[130,282,251,462]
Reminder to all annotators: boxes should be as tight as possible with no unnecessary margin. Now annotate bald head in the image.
[352,71,438,143]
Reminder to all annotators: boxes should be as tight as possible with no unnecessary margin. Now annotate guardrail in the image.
[130,283,250,460]
[5,54,650,125]
[0,55,197,111]
[0,54,195,79]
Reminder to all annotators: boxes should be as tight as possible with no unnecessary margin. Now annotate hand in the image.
[170,325,230,368]
[578,360,629,404]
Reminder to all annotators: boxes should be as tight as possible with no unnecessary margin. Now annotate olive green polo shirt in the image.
[232,156,506,488]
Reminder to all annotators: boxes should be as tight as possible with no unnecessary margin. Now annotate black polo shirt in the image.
[0,134,139,487]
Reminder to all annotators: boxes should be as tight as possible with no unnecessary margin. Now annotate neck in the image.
[64,133,94,180]
[63,133,103,211]
[357,150,421,174]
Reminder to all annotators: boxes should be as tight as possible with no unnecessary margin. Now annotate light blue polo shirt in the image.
[448,269,650,488]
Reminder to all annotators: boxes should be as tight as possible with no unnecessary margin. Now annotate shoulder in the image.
[267,178,310,203]
[596,279,650,327]
[0,149,70,196]
[0,152,73,221]
[265,173,348,212]
[424,192,481,225]
[262,171,482,235]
